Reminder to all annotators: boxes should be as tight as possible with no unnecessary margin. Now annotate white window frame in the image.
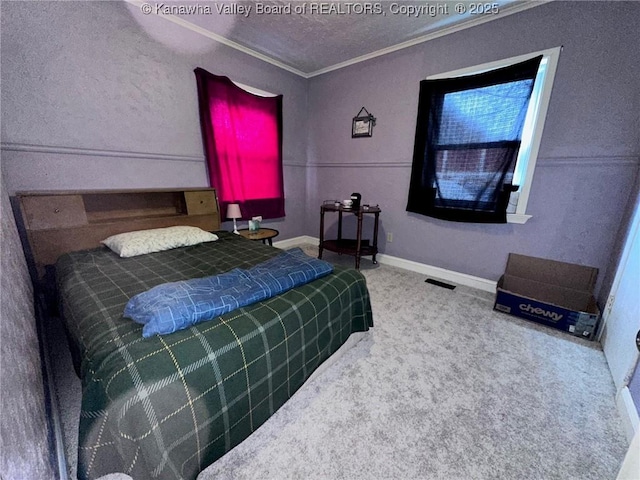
[427,46,561,224]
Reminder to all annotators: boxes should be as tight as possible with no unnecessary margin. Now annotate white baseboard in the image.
[273,235,318,250]
[273,235,497,293]
[616,426,640,480]
[617,386,640,443]
[376,253,496,293]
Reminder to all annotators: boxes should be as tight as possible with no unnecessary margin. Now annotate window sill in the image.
[507,213,532,224]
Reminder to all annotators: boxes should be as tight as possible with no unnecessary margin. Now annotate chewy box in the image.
[494,253,600,340]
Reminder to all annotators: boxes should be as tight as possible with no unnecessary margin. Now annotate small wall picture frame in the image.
[352,107,376,138]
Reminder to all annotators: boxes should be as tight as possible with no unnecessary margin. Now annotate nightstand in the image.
[237,228,279,246]
[319,204,380,269]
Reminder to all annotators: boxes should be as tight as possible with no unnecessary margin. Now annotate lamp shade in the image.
[226,203,242,219]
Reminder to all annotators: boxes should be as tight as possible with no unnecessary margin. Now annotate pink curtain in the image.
[195,68,285,220]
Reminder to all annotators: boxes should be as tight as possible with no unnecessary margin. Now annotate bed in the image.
[15,188,373,480]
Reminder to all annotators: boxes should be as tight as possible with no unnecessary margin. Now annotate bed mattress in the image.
[55,232,373,480]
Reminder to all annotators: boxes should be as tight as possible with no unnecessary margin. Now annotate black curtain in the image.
[406,56,542,223]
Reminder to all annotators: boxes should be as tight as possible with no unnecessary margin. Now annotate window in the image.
[424,47,561,224]
[194,68,285,220]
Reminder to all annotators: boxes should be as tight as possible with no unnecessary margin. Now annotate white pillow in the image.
[101,226,218,258]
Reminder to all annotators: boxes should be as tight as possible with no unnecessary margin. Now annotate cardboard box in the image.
[494,253,600,340]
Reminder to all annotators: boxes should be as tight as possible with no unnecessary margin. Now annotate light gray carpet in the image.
[51,245,629,480]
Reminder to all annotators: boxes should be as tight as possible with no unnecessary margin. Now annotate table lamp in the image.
[226,203,241,234]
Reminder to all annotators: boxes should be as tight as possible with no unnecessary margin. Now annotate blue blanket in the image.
[124,248,333,337]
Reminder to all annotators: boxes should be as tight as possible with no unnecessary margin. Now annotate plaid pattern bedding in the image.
[56,232,373,480]
[125,247,334,337]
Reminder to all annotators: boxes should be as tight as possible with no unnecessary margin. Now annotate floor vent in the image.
[425,278,456,290]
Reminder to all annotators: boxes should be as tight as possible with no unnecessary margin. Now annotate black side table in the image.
[319,204,380,269]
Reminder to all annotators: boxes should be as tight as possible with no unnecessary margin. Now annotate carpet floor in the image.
[51,245,629,480]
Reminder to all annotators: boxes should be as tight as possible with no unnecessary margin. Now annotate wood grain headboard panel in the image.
[14,188,221,279]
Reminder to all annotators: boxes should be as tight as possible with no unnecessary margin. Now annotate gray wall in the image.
[0,3,307,474]
[306,1,640,301]
[3,1,638,297]
[1,0,309,238]
[1,1,639,474]
[0,173,57,479]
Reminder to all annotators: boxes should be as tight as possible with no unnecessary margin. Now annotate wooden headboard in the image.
[13,188,221,279]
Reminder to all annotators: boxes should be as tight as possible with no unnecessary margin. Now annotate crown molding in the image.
[306,1,552,77]
[125,0,551,79]
[123,0,308,77]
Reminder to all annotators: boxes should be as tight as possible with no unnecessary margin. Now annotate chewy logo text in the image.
[519,303,563,322]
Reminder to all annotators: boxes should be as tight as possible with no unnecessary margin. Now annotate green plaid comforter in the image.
[56,232,373,480]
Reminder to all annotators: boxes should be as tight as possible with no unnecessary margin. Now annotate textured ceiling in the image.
[140,0,543,76]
